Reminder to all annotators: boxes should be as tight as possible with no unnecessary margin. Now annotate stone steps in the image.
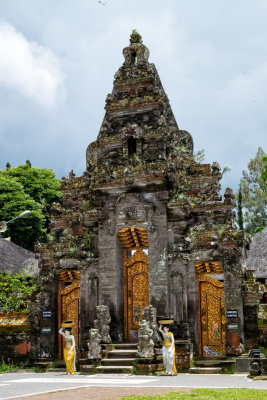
[96,365,134,374]
[101,357,136,366]
[189,367,222,374]
[111,343,138,350]
[80,343,137,374]
[100,344,137,373]
[107,349,137,359]
[194,359,235,367]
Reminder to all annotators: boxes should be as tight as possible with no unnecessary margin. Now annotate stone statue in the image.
[94,305,112,343]
[137,320,154,358]
[142,305,160,343]
[87,328,102,359]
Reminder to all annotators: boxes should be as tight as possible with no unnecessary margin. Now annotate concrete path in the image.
[0,371,266,400]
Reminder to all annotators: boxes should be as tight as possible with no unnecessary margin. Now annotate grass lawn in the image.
[121,388,267,400]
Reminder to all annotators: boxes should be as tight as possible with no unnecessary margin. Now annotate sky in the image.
[0,0,266,193]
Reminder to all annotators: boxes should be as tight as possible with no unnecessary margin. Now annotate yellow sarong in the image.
[64,339,75,374]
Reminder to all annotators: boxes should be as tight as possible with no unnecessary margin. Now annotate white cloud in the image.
[0,20,66,107]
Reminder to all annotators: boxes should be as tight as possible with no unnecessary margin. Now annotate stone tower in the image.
[36,31,245,360]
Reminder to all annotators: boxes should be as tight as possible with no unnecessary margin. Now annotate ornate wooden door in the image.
[124,250,149,340]
[198,275,226,358]
[58,272,80,359]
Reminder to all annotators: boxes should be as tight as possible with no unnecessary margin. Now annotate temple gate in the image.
[36,31,245,361]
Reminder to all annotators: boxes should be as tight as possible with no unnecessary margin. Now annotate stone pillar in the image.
[242,283,264,349]
[39,281,58,359]
[224,271,244,350]
[98,223,124,338]
[148,198,168,317]
[186,262,198,350]
[80,267,99,341]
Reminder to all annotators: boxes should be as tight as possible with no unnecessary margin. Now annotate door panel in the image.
[124,250,149,340]
[198,275,225,358]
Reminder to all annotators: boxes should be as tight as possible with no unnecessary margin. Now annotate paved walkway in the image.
[0,372,266,400]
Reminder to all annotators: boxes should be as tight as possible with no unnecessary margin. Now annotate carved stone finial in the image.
[123,31,149,66]
[130,29,143,44]
[224,187,235,205]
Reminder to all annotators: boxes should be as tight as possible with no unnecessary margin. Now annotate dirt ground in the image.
[10,386,191,400]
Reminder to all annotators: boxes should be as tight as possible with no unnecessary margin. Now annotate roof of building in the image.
[244,227,267,279]
[0,237,38,276]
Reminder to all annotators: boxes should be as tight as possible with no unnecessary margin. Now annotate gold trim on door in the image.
[124,249,149,340]
[197,273,226,358]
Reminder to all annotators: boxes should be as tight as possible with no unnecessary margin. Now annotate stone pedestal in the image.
[175,340,193,370]
[242,284,264,349]
[236,355,251,372]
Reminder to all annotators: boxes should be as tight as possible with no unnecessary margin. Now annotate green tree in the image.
[237,189,244,230]
[239,147,267,233]
[0,175,46,250]
[0,271,37,312]
[2,161,62,213]
[261,155,267,187]
[0,162,62,250]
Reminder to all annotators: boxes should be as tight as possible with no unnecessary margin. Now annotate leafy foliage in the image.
[2,163,62,213]
[0,271,37,312]
[121,388,267,399]
[0,357,15,373]
[194,149,205,163]
[237,189,243,230]
[0,162,61,250]
[239,147,267,233]
[261,154,267,187]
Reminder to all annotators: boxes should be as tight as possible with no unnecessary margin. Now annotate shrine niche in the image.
[170,271,184,324]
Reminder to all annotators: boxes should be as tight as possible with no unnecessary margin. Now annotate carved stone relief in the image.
[87,328,102,359]
[170,271,184,324]
[137,320,154,358]
[142,305,160,342]
[94,305,112,343]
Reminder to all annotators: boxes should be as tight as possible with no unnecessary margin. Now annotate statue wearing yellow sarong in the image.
[59,322,76,375]
[159,325,177,375]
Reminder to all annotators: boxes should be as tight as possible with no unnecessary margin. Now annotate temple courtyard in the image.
[0,372,266,400]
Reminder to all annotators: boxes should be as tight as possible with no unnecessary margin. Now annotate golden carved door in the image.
[58,271,80,359]
[124,250,149,340]
[198,275,226,358]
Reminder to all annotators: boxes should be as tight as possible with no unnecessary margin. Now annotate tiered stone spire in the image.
[86,31,193,175]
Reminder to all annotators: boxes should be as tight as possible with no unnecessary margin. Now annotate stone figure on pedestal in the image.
[94,305,112,343]
[142,305,161,343]
[137,320,154,358]
[87,328,102,359]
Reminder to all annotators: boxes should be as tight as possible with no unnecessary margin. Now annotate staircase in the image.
[189,359,236,374]
[80,343,138,374]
